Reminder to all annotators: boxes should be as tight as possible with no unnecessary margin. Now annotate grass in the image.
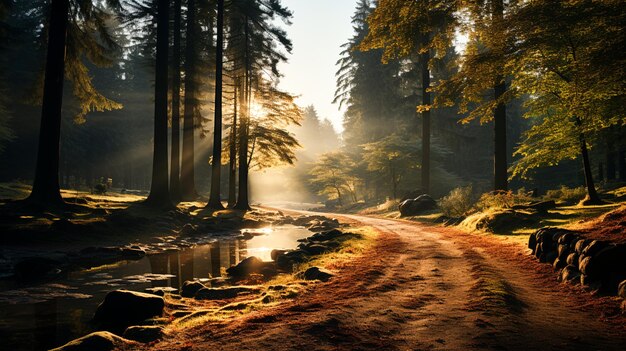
[164,225,378,332]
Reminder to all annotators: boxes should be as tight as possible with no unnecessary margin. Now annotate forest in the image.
[0,0,624,350]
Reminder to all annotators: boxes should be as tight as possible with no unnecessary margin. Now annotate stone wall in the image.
[528,227,626,309]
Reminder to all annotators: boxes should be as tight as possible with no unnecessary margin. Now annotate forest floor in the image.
[136,211,626,351]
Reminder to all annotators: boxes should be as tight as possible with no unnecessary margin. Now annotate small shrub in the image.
[476,190,532,211]
[439,186,475,217]
[545,186,587,203]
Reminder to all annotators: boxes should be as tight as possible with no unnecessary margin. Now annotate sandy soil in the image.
[134,213,626,351]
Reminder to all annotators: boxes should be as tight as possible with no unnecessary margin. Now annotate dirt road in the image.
[144,214,626,351]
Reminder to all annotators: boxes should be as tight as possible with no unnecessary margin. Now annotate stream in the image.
[0,225,311,351]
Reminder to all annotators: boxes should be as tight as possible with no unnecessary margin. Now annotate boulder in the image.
[399,195,437,217]
[181,281,207,298]
[93,290,164,328]
[473,210,536,233]
[553,258,567,270]
[581,240,609,257]
[276,250,309,271]
[49,331,137,351]
[575,239,592,254]
[271,249,290,261]
[226,256,265,277]
[566,252,579,267]
[123,325,164,343]
[559,265,581,283]
[302,267,334,282]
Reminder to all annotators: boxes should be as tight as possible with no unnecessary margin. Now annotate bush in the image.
[439,186,475,217]
[476,189,532,211]
[545,186,587,203]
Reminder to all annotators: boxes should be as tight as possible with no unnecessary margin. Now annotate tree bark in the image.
[146,0,172,208]
[228,81,238,208]
[180,0,199,201]
[420,36,431,195]
[169,0,182,204]
[493,0,508,192]
[207,0,225,209]
[575,116,601,204]
[234,16,251,211]
[28,0,69,208]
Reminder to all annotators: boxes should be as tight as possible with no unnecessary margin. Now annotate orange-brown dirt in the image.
[130,213,626,351]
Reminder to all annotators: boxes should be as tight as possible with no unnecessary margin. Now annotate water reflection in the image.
[0,226,312,351]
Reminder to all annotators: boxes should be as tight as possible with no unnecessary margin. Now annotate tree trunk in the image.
[180,0,199,201]
[576,116,601,204]
[169,0,182,204]
[234,16,251,211]
[493,0,508,192]
[146,0,171,208]
[420,35,431,195]
[28,0,69,208]
[228,81,238,208]
[207,0,225,209]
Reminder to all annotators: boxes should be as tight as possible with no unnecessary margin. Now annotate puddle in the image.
[0,225,311,351]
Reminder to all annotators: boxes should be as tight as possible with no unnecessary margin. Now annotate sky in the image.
[276,0,358,134]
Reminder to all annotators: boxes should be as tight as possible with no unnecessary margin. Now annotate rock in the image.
[557,244,570,261]
[553,258,567,270]
[93,290,164,328]
[13,257,62,280]
[581,240,609,257]
[575,239,592,254]
[618,280,626,299]
[473,210,536,233]
[123,325,164,343]
[559,265,581,283]
[49,331,137,351]
[181,281,207,298]
[399,195,437,217]
[309,229,344,242]
[299,243,329,255]
[194,286,261,300]
[578,256,594,276]
[271,249,290,261]
[566,252,579,267]
[303,267,334,282]
[226,256,265,277]
[180,223,199,236]
[276,250,309,271]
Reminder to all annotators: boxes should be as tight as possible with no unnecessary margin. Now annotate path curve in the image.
[143,213,626,351]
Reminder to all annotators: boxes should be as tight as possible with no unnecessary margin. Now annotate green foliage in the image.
[361,134,420,199]
[438,186,475,217]
[508,0,626,180]
[309,151,359,205]
[476,189,533,211]
[27,0,124,123]
[544,186,587,204]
